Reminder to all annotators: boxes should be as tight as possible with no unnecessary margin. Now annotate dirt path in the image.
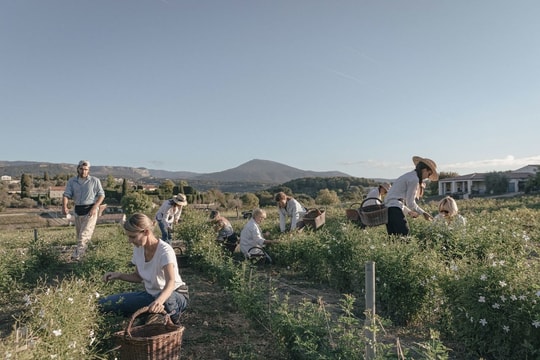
[177,264,361,360]
[178,266,281,360]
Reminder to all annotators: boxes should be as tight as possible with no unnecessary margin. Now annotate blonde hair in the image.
[438,196,459,217]
[252,208,266,218]
[124,213,154,232]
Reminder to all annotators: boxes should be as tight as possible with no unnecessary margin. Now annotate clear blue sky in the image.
[2,0,539,179]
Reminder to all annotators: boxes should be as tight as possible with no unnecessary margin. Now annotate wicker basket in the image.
[113,306,185,360]
[345,203,362,223]
[358,198,388,227]
[173,246,190,268]
[302,208,326,230]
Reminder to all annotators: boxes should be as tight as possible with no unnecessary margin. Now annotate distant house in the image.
[140,184,158,192]
[1,175,11,181]
[438,165,539,197]
[191,203,217,211]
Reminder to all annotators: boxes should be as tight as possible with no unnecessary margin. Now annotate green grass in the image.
[0,196,539,359]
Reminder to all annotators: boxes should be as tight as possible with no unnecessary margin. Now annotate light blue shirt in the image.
[63,175,105,206]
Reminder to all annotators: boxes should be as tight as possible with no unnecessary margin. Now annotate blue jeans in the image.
[157,220,172,244]
[99,290,187,323]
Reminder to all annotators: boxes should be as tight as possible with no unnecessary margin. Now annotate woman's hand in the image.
[422,212,433,221]
[103,272,119,282]
[148,300,165,314]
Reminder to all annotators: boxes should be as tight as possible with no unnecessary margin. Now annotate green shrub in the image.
[0,277,104,359]
[440,258,540,358]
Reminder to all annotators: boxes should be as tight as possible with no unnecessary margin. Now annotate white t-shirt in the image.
[131,240,184,296]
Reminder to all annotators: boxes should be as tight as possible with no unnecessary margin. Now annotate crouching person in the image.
[240,208,277,263]
[98,213,188,325]
[209,210,238,253]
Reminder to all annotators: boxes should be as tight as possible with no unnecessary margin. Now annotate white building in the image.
[438,165,539,197]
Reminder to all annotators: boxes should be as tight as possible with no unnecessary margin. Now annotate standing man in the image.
[62,160,105,261]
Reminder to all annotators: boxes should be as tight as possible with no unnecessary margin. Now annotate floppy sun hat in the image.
[173,193,188,206]
[412,156,439,181]
[380,182,391,192]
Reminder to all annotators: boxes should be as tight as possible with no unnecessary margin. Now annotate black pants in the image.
[386,207,409,236]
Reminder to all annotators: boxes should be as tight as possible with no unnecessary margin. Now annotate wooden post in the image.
[34,229,38,242]
[365,261,376,360]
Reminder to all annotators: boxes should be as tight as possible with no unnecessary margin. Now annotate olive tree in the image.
[315,189,340,206]
[120,192,153,216]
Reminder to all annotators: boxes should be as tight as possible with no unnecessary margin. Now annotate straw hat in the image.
[412,156,439,181]
[172,193,188,206]
[380,182,391,192]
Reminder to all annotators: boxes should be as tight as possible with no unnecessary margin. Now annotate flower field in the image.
[0,195,539,359]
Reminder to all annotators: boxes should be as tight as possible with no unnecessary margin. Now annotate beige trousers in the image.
[72,213,98,259]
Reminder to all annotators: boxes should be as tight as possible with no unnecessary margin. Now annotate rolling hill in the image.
[0,159,351,185]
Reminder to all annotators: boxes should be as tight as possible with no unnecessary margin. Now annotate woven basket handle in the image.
[173,246,183,255]
[360,197,383,208]
[124,306,170,338]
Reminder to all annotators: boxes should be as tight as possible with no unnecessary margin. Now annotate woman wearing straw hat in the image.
[359,182,392,229]
[155,194,188,244]
[363,182,392,207]
[383,156,438,236]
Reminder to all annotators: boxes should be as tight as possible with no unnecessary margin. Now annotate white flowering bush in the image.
[271,197,540,357]
[440,251,540,358]
[0,225,127,359]
[1,277,103,359]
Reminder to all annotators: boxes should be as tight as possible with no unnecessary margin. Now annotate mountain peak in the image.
[194,159,349,183]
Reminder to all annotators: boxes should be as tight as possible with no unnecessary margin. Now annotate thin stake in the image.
[365,261,376,360]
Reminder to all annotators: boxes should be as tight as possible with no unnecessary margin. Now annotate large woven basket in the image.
[173,246,190,268]
[302,208,326,230]
[345,203,362,223]
[113,306,185,360]
[358,198,388,227]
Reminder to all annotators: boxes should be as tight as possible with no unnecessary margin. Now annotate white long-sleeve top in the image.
[363,187,383,206]
[278,198,307,232]
[155,200,182,227]
[240,218,266,257]
[384,170,426,215]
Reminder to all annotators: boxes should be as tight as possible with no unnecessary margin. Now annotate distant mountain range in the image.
[0,159,351,185]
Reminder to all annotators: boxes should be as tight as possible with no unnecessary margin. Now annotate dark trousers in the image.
[386,207,409,236]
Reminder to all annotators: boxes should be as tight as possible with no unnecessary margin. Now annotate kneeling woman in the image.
[99,213,188,324]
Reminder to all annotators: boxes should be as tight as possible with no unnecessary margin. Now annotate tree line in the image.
[3,170,534,214]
